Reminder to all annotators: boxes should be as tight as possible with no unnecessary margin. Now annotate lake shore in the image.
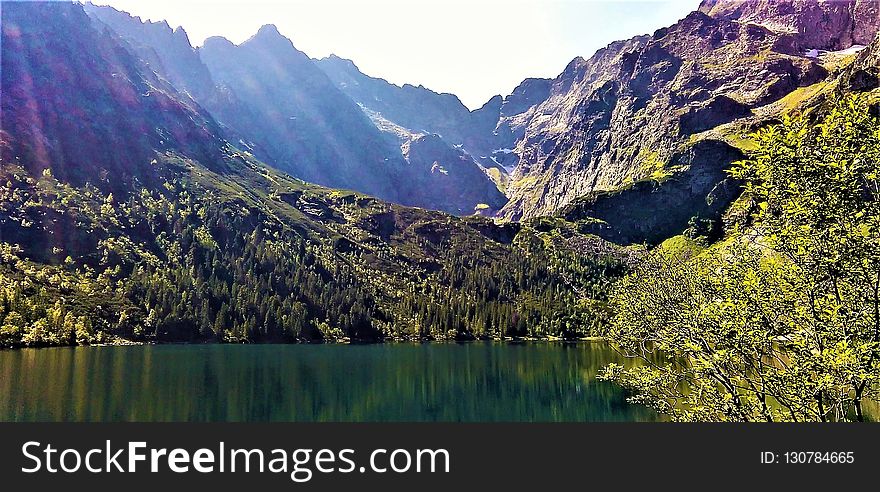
[1,335,608,350]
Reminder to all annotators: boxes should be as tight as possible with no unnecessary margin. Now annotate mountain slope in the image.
[0,1,227,194]
[88,6,407,203]
[84,6,509,216]
[399,134,508,214]
[316,55,509,212]
[1,1,623,347]
[198,25,407,203]
[316,54,555,170]
[698,0,880,50]
[500,0,877,244]
[316,55,484,148]
[83,4,267,156]
[83,4,216,102]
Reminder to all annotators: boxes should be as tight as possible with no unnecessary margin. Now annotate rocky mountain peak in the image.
[501,78,551,117]
[478,94,504,112]
[201,35,235,50]
[256,23,282,36]
[172,25,191,44]
[246,23,295,49]
[199,23,413,204]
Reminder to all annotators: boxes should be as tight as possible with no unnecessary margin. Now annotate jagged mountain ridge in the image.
[82,5,269,157]
[197,24,406,203]
[315,55,486,150]
[84,4,507,215]
[89,3,410,202]
[1,2,225,193]
[314,54,508,212]
[81,7,215,102]
[315,54,552,186]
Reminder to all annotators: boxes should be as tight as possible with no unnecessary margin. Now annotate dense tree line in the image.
[0,154,628,348]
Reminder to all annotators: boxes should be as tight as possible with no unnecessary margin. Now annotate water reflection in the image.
[0,342,658,422]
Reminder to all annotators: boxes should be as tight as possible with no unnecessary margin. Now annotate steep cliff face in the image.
[501,78,553,117]
[499,2,871,242]
[84,4,215,102]
[1,2,224,193]
[487,78,553,173]
[503,9,826,221]
[698,0,880,50]
[400,135,508,215]
[316,55,483,147]
[199,26,407,203]
[316,54,512,211]
[501,36,648,220]
[839,32,880,93]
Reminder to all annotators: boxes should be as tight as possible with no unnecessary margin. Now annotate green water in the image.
[0,342,657,422]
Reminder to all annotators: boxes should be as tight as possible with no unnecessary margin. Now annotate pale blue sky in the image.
[90,0,698,109]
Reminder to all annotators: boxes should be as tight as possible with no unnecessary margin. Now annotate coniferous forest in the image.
[0,149,632,347]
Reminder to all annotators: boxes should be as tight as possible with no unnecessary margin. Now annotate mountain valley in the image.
[1,0,878,349]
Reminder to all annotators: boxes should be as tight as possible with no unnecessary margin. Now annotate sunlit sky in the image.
[88,0,698,109]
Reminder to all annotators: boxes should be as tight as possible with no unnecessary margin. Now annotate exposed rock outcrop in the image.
[400,135,508,215]
[698,0,880,51]
[498,2,871,244]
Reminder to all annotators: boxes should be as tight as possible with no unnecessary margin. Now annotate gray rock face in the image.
[401,135,508,215]
[316,55,515,211]
[317,55,505,164]
[2,2,225,193]
[199,26,408,203]
[501,78,552,117]
[698,0,880,51]
[499,3,847,240]
[561,140,743,245]
[840,33,880,92]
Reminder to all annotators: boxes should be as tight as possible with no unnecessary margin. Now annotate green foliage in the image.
[684,216,722,243]
[602,96,880,421]
[640,150,673,184]
[0,147,627,347]
[0,245,121,347]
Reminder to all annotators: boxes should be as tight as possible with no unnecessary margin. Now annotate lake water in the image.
[0,342,658,422]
